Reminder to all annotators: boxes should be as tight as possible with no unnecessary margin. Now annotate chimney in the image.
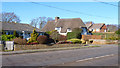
[89,22,93,26]
[90,22,92,25]
[55,17,60,22]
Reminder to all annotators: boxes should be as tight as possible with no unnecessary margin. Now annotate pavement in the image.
[1,44,100,55]
[2,44,118,66]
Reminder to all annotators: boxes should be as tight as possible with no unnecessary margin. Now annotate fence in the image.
[82,35,104,40]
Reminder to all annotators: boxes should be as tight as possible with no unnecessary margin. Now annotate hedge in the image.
[67,32,81,40]
[67,38,82,44]
[2,35,16,41]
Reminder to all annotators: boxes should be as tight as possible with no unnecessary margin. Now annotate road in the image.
[2,44,118,66]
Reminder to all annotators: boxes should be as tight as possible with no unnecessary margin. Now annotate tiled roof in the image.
[89,23,105,29]
[0,22,41,32]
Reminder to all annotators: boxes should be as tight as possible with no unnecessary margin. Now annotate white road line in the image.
[76,58,93,62]
[76,54,115,62]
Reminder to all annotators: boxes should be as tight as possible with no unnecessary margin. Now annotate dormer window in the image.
[55,27,60,31]
[67,28,72,32]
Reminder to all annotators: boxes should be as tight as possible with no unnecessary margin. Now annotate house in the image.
[42,17,91,36]
[85,22,107,32]
[0,22,45,39]
[107,25,118,32]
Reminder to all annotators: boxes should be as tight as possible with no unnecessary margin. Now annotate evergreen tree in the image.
[13,31,19,37]
[27,29,38,43]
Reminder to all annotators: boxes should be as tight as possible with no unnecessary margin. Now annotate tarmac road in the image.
[2,44,118,66]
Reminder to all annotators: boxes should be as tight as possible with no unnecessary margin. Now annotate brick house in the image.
[85,22,107,32]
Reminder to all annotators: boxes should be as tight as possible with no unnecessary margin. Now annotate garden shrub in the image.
[49,30,60,43]
[47,38,55,44]
[27,29,38,43]
[58,35,67,41]
[67,28,82,40]
[37,35,48,44]
[72,28,83,33]
[67,38,82,44]
[2,35,16,41]
[67,32,81,40]
[13,31,19,37]
[13,37,27,45]
[115,29,120,34]
[81,39,86,44]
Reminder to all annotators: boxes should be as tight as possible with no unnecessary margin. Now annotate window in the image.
[55,27,60,30]
[96,29,100,32]
[67,28,71,32]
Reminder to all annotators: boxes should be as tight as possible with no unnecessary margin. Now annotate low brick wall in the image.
[92,39,106,44]
[91,39,118,44]
[82,35,102,40]
[14,44,83,51]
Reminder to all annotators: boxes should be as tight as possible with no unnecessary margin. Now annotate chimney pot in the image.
[55,17,60,22]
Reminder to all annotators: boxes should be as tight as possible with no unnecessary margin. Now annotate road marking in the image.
[76,58,93,62]
[76,54,115,62]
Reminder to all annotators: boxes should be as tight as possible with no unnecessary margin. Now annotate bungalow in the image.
[0,22,45,39]
[85,22,107,32]
[42,17,91,36]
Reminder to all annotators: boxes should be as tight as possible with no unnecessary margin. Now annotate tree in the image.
[13,31,19,37]
[115,29,120,34]
[48,30,60,43]
[67,28,83,39]
[2,12,21,23]
[27,29,38,43]
[30,17,53,30]
[84,21,94,24]
[72,28,83,33]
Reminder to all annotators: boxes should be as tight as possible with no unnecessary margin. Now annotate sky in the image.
[2,2,118,25]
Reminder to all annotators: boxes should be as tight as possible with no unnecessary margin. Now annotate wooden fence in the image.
[82,35,105,40]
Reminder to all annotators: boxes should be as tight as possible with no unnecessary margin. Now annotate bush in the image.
[37,35,48,44]
[48,30,60,43]
[81,39,86,44]
[13,31,19,37]
[67,38,82,44]
[67,32,81,40]
[72,28,83,33]
[47,38,55,44]
[115,29,120,34]
[58,35,67,41]
[13,37,27,45]
[2,35,16,41]
[27,29,38,43]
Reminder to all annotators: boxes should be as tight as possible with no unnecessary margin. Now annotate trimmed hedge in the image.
[67,32,81,40]
[13,37,27,45]
[67,38,82,44]
[115,29,120,34]
[37,35,48,44]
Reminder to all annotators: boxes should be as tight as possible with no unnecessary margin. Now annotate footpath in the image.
[1,44,100,55]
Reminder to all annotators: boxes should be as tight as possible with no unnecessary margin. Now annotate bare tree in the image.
[2,12,21,23]
[84,21,94,24]
[30,19,38,28]
[30,17,53,30]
